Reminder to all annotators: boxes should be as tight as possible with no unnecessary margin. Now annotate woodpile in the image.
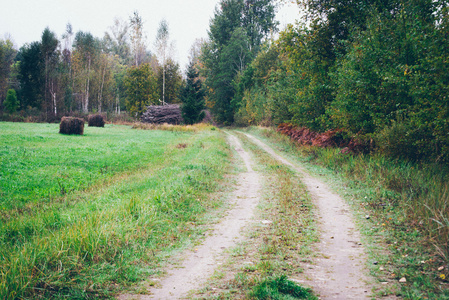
[141,104,183,125]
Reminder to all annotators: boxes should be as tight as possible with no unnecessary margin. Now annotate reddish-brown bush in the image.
[88,114,105,127]
[277,123,375,154]
[277,123,347,148]
[59,117,84,135]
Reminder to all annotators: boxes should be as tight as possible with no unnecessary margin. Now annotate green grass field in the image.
[0,122,231,299]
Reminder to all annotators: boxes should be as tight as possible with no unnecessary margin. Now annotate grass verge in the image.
[189,131,318,299]
[0,122,231,299]
[244,126,449,299]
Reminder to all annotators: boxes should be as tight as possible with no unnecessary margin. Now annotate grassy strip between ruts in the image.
[0,122,231,299]
[189,131,318,300]
[244,126,449,300]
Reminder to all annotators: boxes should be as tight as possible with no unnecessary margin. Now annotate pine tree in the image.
[181,62,205,125]
[4,89,18,113]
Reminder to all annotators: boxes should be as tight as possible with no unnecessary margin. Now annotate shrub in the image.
[4,89,19,114]
[249,275,314,299]
[88,114,105,127]
[375,120,435,162]
[59,117,84,135]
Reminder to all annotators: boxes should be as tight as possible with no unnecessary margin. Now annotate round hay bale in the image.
[88,114,105,127]
[59,117,85,135]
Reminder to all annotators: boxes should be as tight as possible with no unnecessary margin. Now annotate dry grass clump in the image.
[59,117,84,135]
[88,114,105,127]
[132,122,214,133]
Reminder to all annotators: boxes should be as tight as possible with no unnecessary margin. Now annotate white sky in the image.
[0,0,301,70]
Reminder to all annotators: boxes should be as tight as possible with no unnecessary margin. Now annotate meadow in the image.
[0,122,230,299]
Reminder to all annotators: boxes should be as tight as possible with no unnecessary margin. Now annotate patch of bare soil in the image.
[118,133,261,300]
[243,133,373,299]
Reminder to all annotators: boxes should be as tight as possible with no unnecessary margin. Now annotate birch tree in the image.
[154,19,171,105]
[129,11,146,66]
[73,31,97,113]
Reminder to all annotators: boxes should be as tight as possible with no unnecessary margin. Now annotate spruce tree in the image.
[4,89,18,113]
[181,62,205,125]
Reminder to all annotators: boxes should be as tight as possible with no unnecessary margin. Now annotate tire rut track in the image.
[118,133,261,299]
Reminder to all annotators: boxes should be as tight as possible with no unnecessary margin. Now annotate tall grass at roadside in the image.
[306,148,449,262]
[132,122,215,132]
[247,126,449,299]
[0,122,231,299]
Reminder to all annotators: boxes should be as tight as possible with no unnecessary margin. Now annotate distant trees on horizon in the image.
[0,12,184,120]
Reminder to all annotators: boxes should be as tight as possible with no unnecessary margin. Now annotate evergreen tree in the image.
[18,42,44,109]
[181,62,205,125]
[4,89,18,113]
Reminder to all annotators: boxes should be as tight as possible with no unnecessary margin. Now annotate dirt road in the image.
[119,132,373,299]
[243,133,372,299]
[119,133,262,299]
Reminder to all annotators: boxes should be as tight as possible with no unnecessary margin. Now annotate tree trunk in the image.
[163,62,166,105]
[116,87,120,115]
[84,57,91,113]
[51,80,57,116]
[98,66,105,113]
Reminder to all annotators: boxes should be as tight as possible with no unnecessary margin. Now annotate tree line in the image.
[198,0,449,163]
[0,12,186,121]
[2,0,448,162]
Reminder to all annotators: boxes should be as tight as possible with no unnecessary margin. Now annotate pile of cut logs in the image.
[140,104,183,124]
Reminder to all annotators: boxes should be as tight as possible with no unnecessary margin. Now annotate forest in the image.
[200,0,449,164]
[1,0,449,163]
[0,12,185,122]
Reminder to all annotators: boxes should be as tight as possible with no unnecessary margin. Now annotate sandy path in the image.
[243,133,372,299]
[118,133,261,300]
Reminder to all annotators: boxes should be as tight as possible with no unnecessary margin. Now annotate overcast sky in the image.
[0,0,301,70]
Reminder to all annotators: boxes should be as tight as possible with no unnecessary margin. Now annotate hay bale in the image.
[88,114,105,127]
[59,117,85,135]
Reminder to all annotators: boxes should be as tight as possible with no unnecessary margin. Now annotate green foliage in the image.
[0,38,16,104]
[157,59,182,103]
[249,275,314,300]
[181,62,205,124]
[201,0,278,125]
[233,0,449,164]
[124,63,159,117]
[276,24,334,131]
[18,42,44,109]
[4,89,18,113]
[234,43,281,126]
